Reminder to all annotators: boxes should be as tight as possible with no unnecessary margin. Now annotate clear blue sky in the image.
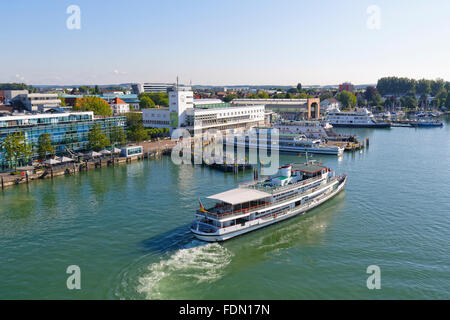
[2,0,450,86]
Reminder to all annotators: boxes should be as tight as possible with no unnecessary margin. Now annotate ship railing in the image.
[252,175,324,194]
[239,174,323,193]
[191,221,219,233]
[199,177,339,220]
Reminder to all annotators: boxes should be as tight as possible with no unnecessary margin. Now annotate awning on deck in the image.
[207,188,271,205]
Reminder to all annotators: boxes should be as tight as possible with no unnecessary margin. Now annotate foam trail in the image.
[137,240,233,299]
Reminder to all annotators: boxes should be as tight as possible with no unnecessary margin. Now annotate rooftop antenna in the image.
[176,76,179,90]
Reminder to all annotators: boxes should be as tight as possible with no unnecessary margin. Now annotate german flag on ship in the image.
[199,199,208,213]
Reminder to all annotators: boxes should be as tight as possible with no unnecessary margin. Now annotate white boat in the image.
[273,120,356,142]
[233,128,344,156]
[191,161,347,242]
[274,120,335,140]
[413,119,443,127]
[326,108,391,128]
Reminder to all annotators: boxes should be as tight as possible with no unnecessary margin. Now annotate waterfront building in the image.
[185,103,265,133]
[131,83,175,94]
[0,111,126,167]
[121,146,143,157]
[232,98,320,121]
[142,86,265,133]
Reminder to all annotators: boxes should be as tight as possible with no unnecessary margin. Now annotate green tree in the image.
[223,94,237,102]
[37,133,55,160]
[139,96,155,109]
[337,90,357,109]
[434,88,447,107]
[87,124,110,151]
[296,83,302,91]
[59,97,67,107]
[139,92,169,107]
[74,96,112,116]
[416,79,431,96]
[109,126,127,147]
[257,91,269,99]
[125,112,142,128]
[446,92,450,110]
[403,96,418,109]
[1,132,32,169]
[128,123,149,143]
[372,93,383,106]
[319,92,333,101]
[430,78,444,96]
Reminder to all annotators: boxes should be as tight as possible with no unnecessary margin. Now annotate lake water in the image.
[1,117,449,299]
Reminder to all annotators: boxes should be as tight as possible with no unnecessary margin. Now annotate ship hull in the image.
[330,123,391,128]
[191,176,347,242]
[413,123,443,127]
[234,142,343,155]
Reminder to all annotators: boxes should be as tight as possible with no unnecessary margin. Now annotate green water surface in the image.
[0,118,449,299]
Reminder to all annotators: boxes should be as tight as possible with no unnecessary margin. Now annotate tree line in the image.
[376,77,450,96]
[0,83,38,92]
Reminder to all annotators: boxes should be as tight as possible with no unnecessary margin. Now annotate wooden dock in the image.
[0,140,176,190]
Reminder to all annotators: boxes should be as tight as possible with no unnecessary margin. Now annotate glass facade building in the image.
[0,111,126,167]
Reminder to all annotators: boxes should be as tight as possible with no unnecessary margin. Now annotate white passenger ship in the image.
[274,120,335,140]
[326,108,391,128]
[191,161,347,242]
[233,128,344,155]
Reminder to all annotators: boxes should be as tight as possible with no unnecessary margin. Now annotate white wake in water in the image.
[137,241,233,299]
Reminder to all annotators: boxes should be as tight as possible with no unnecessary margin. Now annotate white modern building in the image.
[14,93,61,112]
[143,86,265,133]
[142,107,170,128]
[3,90,28,102]
[131,83,176,94]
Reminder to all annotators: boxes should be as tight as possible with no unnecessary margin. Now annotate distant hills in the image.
[27,83,376,90]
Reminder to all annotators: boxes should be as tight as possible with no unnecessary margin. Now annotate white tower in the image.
[168,84,193,128]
